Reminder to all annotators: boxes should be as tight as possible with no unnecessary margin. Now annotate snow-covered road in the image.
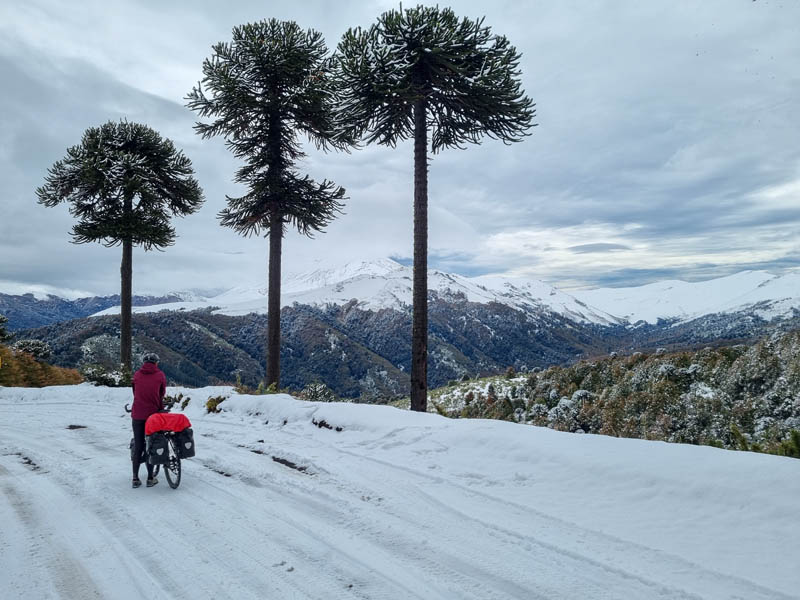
[1,385,798,599]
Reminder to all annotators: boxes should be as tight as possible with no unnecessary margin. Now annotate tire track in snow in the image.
[203,429,566,599]
[276,428,793,600]
[47,419,411,600]
[0,460,104,600]
[192,456,444,600]
[195,419,674,598]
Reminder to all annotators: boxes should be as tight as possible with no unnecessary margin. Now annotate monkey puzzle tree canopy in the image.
[36,120,203,371]
[37,121,203,249]
[336,5,535,152]
[186,19,349,387]
[336,5,535,412]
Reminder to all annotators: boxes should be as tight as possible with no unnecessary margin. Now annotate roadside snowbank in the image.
[2,384,798,599]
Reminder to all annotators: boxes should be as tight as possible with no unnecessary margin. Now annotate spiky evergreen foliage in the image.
[0,314,12,343]
[336,5,535,411]
[187,19,349,388]
[36,121,204,372]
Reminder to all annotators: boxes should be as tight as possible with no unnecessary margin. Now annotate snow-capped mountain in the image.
[572,270,800,324]
[88,258,619,324]
[88,259,800,326]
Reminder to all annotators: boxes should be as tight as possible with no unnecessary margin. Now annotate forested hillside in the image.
[18,297,800,398]
[0,292,187,330]
[431,329,800,457]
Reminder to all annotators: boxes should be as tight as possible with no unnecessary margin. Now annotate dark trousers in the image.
[132,419,154,479]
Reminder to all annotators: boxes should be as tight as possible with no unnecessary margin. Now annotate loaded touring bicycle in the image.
[127,404,196,489]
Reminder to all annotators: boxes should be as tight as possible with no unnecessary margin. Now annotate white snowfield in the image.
[573,270,800,324]
[90,259,800,326]
[1,385,798,600]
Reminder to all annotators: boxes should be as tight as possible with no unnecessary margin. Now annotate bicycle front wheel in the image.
[164,437,181,489]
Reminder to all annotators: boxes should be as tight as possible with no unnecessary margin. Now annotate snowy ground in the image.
[1,385,798,600]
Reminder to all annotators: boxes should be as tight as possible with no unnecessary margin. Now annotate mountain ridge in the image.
[78,260,800,327]
[5,260,800,397]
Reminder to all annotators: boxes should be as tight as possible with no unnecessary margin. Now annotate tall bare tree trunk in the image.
[120,237,133,375]
[266,206,282,388]
[410,98,428,412]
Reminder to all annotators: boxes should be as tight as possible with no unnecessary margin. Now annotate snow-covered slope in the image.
[573,270,800,324]
[1,384,797,599]
[84,261,800,326]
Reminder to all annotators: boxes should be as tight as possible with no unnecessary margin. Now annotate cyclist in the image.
[130,352,166,488]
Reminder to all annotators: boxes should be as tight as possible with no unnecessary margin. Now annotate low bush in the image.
[164,392,190,411]
[206,395,228,413]
[80,363,130,387]
[0,344,82,387]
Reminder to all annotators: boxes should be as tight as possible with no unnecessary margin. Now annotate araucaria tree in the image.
[37,121,204,374]
[187,19,348,388]
[336,6,535,411]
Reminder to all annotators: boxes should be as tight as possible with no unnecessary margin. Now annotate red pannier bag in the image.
[145,413,196,459]
[145,412,191,435]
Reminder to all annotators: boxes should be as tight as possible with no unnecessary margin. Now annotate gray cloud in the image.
[1,0,799,296]
[569,244,631,254]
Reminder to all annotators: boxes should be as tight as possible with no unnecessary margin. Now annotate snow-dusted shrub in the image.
[13,339,52,362]
[657,364,675,378]
[80,363,129,387]
[527,402,549,426]
[486,383,497,403]
[548,397,579,432]
[571,389,592,406]
[300,381,339,403]
[0,313,12,343]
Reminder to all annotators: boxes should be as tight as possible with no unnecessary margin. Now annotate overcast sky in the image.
[1,0,798,297]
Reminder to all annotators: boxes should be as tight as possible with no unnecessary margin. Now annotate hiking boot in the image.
[146,477,158,488]
[132,478,142,488]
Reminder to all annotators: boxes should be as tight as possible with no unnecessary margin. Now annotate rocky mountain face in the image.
[6,261,800,398]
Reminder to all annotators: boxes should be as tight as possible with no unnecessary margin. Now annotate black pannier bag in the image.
[130,438,145,463]
[146,432,170,465]
[176,427,196,459]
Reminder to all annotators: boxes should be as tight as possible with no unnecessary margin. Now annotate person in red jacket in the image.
[131,352,166,488]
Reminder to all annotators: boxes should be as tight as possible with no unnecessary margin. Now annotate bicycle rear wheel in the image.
[164,436,181,489]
